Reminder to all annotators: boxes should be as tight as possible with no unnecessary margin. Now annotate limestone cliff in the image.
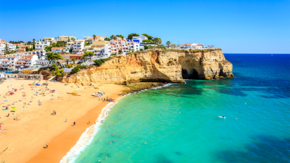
[62,49,234,86]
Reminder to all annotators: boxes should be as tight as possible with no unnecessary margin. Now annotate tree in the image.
[82,52,94,61]
[26,46,29,51]
[4,43,9,55]
[116,35,124,39]
[44,46,52,52]
[51,63,58,71]
[153,37,162,45]
[127,33,139,40]
[33,39,35,49]
[166,41,171,48]
[93,34,96,40]
[68,37,71,42]
[142,34,154,40]
[110,35,117,40]
[55,37,58,41]
[66,59,70,65]
[47,52,63,64]
[71,57,77,64]
[104,38,111,41]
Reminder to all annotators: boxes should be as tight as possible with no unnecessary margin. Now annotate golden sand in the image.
[0,79,123,163]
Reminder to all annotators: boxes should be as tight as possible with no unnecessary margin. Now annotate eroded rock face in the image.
[63,49,234,86]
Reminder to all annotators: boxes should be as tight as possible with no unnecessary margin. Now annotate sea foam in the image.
[60,101,117,163]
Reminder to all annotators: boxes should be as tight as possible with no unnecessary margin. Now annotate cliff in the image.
[62,49,234,86]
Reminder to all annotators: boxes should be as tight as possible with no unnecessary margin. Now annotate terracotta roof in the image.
[183,43,194,46]
[52,47,64,49]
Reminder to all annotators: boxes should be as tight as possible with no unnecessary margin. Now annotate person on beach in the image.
[46,142,48,148]
[65,118,67,122]
[74,121,76,126]
[88,120,90,124]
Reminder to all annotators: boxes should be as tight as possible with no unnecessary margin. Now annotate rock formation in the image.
[62,49,234,86]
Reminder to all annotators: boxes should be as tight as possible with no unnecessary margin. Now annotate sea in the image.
[61,54,290,163]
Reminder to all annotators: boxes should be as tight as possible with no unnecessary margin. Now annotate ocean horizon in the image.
[62,54,290,163]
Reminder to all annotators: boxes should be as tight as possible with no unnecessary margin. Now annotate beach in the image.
[0,79,123,163]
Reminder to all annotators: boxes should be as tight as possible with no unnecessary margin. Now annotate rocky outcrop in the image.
[62,49,234,86]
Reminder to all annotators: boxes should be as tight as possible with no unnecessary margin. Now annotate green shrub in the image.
[94,58,111,66]
[140,49,143,51]
[71,65,87,74]
[56,69,64,76]
[65,64,72,68]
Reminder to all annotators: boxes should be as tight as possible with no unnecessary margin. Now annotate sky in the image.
[0,0,289,53]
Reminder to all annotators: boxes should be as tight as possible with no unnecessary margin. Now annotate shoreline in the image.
[26,82,170,163]
[26,89,123,163]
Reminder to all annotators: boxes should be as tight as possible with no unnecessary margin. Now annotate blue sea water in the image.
[72,54,290,163]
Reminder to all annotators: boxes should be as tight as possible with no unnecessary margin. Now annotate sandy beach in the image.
[0,79,123,163]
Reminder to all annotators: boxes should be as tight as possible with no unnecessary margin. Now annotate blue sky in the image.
[0,0,289,53]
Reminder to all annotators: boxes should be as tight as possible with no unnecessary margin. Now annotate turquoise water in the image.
[74,54,290,163]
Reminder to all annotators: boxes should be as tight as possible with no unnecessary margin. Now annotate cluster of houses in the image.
[0,50,46,71]
[0,35,205,72]
[50,36,144,58]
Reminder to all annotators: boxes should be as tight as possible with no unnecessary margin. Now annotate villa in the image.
[132,35,148,43]
[43,37,55,42]
[180,43,203,49]
[51,47,65,54]
[72,40,85,54]
[58,36,77,42]
[35,41,50,50]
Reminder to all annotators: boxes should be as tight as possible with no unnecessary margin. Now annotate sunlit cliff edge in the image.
[62,49,234,86]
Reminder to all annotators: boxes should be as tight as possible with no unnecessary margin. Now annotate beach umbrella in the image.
[12,108,17,111]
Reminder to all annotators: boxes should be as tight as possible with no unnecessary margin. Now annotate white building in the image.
[0,50,44,71]
[180,43,203,49]
[35,41,50,50]
[51,47,65,54]
[7,43,17,51]
[84,38,143,60]
[132,35,148,43]
[72,40,85,53]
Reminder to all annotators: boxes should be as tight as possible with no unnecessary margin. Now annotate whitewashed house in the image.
[180,43,203,49]
[35,41,50,50]
[132,35,148,43]
[72,40,85,53]
[51,47,65,54]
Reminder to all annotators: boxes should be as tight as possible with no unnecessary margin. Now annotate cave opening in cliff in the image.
[182,69,199,79]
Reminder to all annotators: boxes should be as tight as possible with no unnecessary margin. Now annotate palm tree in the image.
[166,41,171,48]
[71,57,77,65]
[65,59,70,65]
[154,38,162,45]
[93,34,96,40]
